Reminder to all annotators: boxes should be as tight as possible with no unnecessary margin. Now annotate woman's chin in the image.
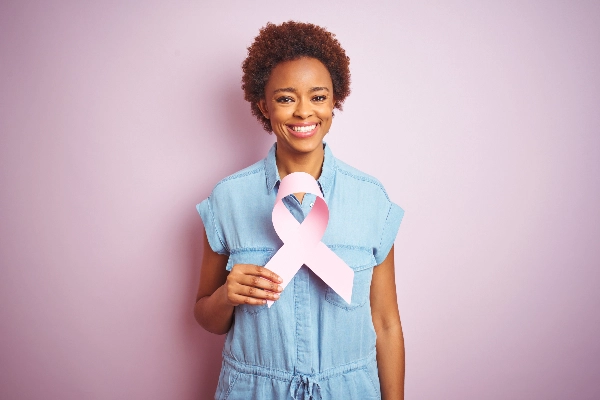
[277,135,325,155]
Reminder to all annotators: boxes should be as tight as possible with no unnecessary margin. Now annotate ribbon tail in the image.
[306,243,354,304]
[289,376,300,400]
[264,244,303,307]
[312,381,323,400]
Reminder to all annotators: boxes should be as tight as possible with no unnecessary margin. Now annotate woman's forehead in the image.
[266,57,333,90]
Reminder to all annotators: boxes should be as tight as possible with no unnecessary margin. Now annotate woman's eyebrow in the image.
[272,86,330,94]
[273,87,297,94]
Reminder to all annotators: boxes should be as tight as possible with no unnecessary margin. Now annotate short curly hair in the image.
[242,21,351,132]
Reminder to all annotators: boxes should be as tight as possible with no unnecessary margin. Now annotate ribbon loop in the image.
[289,374,322,400]
[265,172,354,307]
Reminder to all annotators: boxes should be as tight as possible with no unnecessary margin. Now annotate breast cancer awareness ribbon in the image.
[265,172,354,307]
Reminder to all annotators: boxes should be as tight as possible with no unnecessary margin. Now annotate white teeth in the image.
[290,124,317,133]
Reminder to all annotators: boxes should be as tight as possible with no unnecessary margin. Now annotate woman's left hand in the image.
[224,263,283,306]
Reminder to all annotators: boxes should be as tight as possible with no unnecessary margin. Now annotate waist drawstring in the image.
[221,351,377,399]
[290,374,322,400]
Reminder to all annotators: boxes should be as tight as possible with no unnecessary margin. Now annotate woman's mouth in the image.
[286,123,319,138]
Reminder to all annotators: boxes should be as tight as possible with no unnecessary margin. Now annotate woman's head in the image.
[242,21,351,133]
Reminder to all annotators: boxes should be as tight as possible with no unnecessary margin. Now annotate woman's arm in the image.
[371,245,405,400]
[194,231,283,334]
[193,231,233,334]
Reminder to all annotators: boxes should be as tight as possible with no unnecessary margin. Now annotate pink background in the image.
[1,1,599,399]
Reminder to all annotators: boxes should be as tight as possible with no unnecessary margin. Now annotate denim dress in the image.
[197,143,403,400]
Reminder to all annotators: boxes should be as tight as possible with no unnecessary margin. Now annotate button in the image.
[309,202,314,207]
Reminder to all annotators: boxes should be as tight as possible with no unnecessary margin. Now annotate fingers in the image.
[240,274,283,293]
[245,265,283,284]
[226,281,281,306]
[229,286,281,306]
[226,264,284,307]
[228,294,266,306]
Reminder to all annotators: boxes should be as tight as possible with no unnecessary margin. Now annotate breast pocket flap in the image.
[325,246,377,310]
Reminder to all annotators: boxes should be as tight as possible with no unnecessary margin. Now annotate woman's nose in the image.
[293,99,313,119]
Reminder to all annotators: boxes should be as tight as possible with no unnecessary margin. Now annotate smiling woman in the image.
[193,21,405,400]
[241,21,351,133]
[258,57,334,168]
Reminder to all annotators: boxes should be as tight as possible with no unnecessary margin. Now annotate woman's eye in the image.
[276,96,294,103]
[312,95,327,102]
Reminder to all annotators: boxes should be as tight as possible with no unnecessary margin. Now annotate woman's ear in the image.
[257,99,269,119]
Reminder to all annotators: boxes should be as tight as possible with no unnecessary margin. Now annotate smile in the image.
[286,123,319,138]
[290,124,317,132]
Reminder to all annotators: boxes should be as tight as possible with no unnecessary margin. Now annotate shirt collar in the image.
[265,142,336,197]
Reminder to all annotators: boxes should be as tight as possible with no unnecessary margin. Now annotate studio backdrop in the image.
[1,1,599,399]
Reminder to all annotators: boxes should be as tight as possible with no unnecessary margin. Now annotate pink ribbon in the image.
[266,172,354,307]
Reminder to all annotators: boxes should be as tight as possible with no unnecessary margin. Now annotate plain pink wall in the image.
[1,1,599,399]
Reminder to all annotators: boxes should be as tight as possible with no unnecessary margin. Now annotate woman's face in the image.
[258,57,334,157]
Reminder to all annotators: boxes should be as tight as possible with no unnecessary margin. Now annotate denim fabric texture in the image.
[197,143,403,400]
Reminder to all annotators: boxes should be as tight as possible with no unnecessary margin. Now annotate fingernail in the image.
[273,293,280,299]
[277,285,283,292]
[278,277,283,283]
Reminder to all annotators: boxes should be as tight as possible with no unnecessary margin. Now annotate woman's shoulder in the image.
[210,159,266,195]
[333,158,391,201]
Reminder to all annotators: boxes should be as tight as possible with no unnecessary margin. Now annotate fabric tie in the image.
[266,172,354,307]
[289,374,322,400]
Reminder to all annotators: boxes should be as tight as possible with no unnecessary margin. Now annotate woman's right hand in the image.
[224,264,283,306]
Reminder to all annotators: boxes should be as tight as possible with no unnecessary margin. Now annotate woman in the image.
[195,21,405,400]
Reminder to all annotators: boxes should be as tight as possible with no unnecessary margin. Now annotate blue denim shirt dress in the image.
[197,143,404,400]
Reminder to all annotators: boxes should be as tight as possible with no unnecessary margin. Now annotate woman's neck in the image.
[275,142,324,181]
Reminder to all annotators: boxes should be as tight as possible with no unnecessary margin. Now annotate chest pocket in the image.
[325,246,377,310]
[227,249,275,316]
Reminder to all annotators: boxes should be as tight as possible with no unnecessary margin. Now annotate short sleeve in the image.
[373,202,404,265]
[196,197,229,255]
